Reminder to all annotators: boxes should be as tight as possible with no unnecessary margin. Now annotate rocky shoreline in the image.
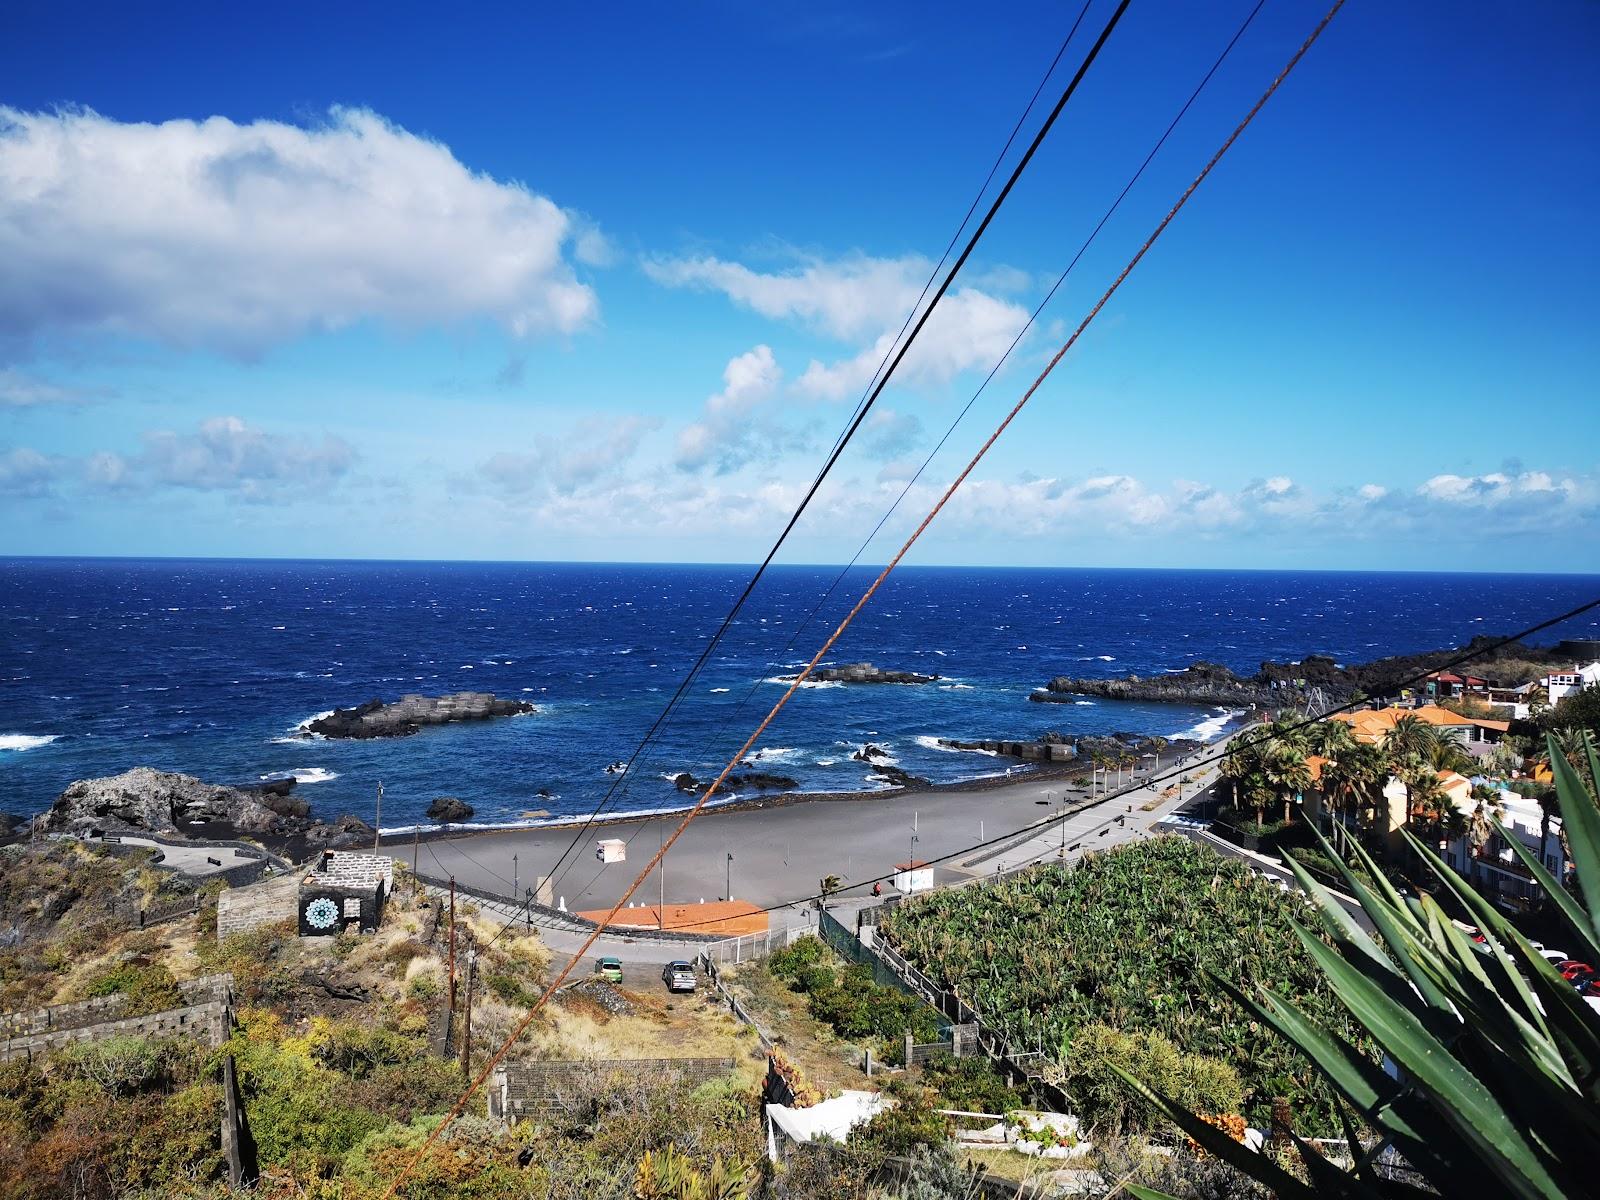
[1033,636,1564,709]
[33,767,377,854]
[304,691,535,740]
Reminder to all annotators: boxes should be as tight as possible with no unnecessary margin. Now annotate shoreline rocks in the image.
[1033,637,1565,710]
[426,796,475,823]
[671,771,800,795]
[35,767,375,851]
[810,662,939,685]
[306,692,535,740]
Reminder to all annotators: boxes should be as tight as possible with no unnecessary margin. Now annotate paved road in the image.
[396,750,1225,931]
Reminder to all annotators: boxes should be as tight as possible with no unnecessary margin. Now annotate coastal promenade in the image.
[394,741,1235,962]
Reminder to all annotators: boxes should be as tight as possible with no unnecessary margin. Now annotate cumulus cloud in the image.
[0,106,601,355]
[81,416,356,501]
[675,345,798,473]
[645,252,1031,398]
[481,414,657,495]
[0,368,100,408]
[0,447,63,496]
[1417,470,1581,506]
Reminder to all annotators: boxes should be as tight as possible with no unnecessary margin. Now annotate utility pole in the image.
[725,852,733,903]
[512,854,518,897]
[412,828,419,873]
[659,821,665,919]
[446,878,457,1051]
[373,781,382,858]
[458,940,476,1075]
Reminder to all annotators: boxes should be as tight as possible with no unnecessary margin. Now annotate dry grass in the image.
[720,960,866,1094]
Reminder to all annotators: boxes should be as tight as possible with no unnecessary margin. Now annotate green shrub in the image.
[916,1052,1024,1116]
[83,961,182,1016]
[768,935,827,982]
[1057,1023,1244,1133]
[485,971,537,1007]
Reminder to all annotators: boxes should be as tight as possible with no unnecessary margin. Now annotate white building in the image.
[1442,787,1570,912]
[1544,662,1600,708]
[892,859,934,895]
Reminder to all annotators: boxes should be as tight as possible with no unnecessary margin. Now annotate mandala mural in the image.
[304,896,340,930]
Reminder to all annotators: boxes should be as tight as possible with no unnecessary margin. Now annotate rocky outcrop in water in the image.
[426,796,475,822]
[1032,662,1289,708]
[35,767,372,850]
[811,662,939,685]
[306,692,536,740]
[671,771,799,795]
[850,744,929,789]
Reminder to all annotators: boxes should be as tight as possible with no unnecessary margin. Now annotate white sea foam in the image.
[939,683,975,691]
[1074,700,1095,706]
[933,650,948,657]
[0,733,59,753]
[272,709,335,744]
[1098,655,1116,661]
[913,735,959,753]
[1174,708,1244,743]
[745,746,801,764]
[763,674,843,690]
[814,758,838,767]
[710,687,730,693]
[260,767,339,784]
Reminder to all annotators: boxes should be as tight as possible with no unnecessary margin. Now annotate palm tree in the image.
[1423,736,1477,777]
[1384,713,1439,837]
[1262,741,1314,825]
[1309,718,1356,758]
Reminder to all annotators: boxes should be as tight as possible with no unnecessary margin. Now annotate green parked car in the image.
[594,956,623,983]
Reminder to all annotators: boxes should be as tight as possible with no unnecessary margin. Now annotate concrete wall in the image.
[217,872,300,940]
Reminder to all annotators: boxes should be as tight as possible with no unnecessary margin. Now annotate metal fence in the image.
[699,914,818,966]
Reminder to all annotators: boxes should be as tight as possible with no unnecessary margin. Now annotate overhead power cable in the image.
[377,5,1347,1192]
[538,0,1128,890]
[542,0,1282,897]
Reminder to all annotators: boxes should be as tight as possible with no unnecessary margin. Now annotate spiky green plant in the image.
[1118,732,1600,1199]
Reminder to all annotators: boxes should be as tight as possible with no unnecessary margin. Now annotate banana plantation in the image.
[876,836,1371,1133]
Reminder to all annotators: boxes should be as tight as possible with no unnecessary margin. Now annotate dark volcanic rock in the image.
[869,763,930,789]
[306,692,536,740]
[38,767,372,851]
[671,771,797,795]
[852,743,893,765]
[40,767,284,836]
[426,796,475,822]
[1033,637,1566,711]
[811,662,939,685]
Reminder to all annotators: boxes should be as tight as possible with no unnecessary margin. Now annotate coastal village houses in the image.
[1298,703,1571,911]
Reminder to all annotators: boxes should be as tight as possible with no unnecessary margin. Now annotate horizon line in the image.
[2,552,1599,581]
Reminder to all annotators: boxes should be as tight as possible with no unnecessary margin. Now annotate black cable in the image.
[569,595,1600,933]
[539,0,1131,889]
[547,0,1271,895]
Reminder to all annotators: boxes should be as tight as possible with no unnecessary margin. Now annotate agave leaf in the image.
[1337,871,1456,1014]
[1280,853,1391,973]
[1546,734,1600,950]
[1293,926,1569,1200]
[1107,1065,1323,1200]
[1493,817,1600,966]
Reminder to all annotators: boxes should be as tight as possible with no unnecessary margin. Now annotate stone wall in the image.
[217,872,300,940]
[0,974,235,1062]
[490,1058,736,1122]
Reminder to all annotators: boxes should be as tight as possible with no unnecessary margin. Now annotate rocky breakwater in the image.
[852,744,929,789]
[810,662,939,685]
[35,767,375,850]
[306,692,535,740]
[941,732,1077,763]
[1032,661,1307,708]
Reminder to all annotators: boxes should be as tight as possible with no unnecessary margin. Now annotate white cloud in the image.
[0,367,98,408]
[481,414,657,495]
[645,252,1031,398]
[92,416,355,500]
[1417,470,1581,507]
[0,447,61,496]
[675,345,792,473]
[0,106,601,355]
[1358,483,1388,501]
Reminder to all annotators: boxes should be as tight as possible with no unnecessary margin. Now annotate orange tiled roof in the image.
[1328,704,1507,742]
[579,899,768,936]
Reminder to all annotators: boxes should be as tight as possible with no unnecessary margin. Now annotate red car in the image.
[1557,961,1595,982]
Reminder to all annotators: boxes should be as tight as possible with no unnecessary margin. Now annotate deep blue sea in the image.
[2,559,1597,830]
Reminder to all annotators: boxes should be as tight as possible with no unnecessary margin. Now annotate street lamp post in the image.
[725,852,733,903]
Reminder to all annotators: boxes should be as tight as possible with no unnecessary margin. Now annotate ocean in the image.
[2,558,1597,830]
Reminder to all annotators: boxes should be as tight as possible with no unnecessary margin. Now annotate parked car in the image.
[594,956,624,983]
[661,960,697,993]
[1538,949,1571,964]
[1557,961,1595,982]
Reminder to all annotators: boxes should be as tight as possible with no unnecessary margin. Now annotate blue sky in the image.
[1,0,1596,569]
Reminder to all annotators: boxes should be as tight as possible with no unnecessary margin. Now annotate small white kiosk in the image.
[891,859,933,895]
[595,838,627,863]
